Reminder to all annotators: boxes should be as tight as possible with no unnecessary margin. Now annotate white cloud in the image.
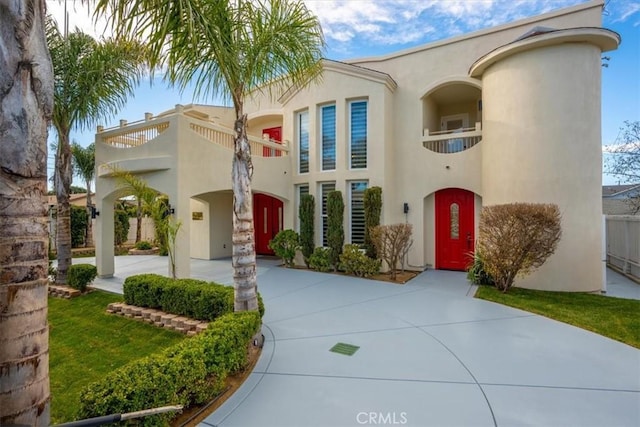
[605,0,640,26]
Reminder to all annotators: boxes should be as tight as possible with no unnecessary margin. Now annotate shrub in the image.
[135,240,153,250]
[466,250,495,287]
[67,264,97,292]
[77,311,261,426]
[371,223,413,281]
[122,274,265,320]
[327,191,344,271]
[70,205,88,248]
[339,244,381,278]
[478,203,562,292]
[268,229,299,267]
[299,194,315,267]
[363,186,382,259]
[308,247,331,272]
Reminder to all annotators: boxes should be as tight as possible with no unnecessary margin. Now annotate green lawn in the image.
[49,291,185,423]
[475,286,640,349]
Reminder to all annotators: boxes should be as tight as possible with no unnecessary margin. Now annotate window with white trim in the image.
[321,104,336,171]
[320,182,335,246]
[349,181,368,244]
[297,110,309,174]
[349,101,367,169]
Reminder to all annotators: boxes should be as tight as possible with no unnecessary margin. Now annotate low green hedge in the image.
[123,274,265,320]
[77,311,261,426]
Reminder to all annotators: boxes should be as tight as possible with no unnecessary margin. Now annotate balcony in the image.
[422,122,482,154]
[98,106,289,157]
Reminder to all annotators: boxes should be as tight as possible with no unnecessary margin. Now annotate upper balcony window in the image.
[297,110,309,173]
[349,101,367,169]
[321,104,336,171]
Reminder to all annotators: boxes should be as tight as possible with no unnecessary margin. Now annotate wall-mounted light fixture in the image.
[403,203,409,214]
[91,206,100,218]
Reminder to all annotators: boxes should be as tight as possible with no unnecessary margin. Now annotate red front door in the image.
[262,126,282,157]
[435,188,475,270]
[253,194,283,255]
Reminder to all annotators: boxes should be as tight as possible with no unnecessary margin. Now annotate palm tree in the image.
[96,0,325,311]
[47,18,146,284]
[71,142,96,247]
[0,2,52,425]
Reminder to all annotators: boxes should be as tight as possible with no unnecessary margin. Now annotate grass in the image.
[475,286,640,349]
[49,291,185,423]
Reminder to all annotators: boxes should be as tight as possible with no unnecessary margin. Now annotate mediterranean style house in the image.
[95,0,619,292]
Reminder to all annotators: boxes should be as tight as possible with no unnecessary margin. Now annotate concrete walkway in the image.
[85,257,639,426]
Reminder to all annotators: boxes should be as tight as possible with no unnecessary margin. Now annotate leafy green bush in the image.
[363,186,382,259]
[299,194,315,267]
[308,247,331,272]
[123,274,265,320]
[71,205,88,248]
[466,250,495,286]
[135,240,153,250]
[268,229,299,267]
[114,207,130,246]
[339,244,381,278]
[327,191,344,271]
[77,311,261,426]
[67,264,97,292]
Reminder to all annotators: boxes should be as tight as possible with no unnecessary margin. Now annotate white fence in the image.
[606,215,640,281]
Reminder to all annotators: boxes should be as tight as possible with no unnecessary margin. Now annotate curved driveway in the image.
[198,260,640,427]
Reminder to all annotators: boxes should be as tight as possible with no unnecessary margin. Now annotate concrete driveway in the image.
[89,256,640,426]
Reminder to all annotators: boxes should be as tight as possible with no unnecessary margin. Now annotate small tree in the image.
[364,186,382,258]
[477,203,562,293]
[70,205,88,248]
[299,194,315,267]
[114,204,130,246]
[371,223,413,281]
[269,229,299,267]
[327,191,344,271]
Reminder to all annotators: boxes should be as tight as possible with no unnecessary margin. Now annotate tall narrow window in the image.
[350,181,368,244]
[298,111,309,173]
[295,184,309,232]
[450,203,459,239]
[350,101,367,169]
[321,182,336,246]
[321,105,336,171]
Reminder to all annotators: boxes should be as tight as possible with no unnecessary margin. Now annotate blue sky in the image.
[47,0,640,186]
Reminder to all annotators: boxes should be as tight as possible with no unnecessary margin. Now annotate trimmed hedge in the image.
[123,274,265,320]
[67,264,97,292]
[77,311,261,426]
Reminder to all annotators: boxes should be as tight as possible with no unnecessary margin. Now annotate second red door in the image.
[435,188,475,271]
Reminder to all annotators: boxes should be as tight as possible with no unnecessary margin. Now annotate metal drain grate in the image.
[330,342,360,356]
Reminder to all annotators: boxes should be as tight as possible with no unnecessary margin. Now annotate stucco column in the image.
[95,198,114,278]
[171,193,191,278]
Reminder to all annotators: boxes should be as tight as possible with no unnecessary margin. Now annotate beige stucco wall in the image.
[480,42,605,292]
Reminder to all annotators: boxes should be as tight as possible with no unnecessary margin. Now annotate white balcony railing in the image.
[99,108,288,157]
[423,122,482,153]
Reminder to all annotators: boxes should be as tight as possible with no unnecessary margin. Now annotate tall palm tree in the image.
[47,18,146,284]
[71,142,96,247]
[96,0,325,312]
[0,2,52,425]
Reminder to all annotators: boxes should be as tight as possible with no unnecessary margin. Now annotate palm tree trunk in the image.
[55,132,73,284]
[85,180,94,247]
[232,114,259,312]
[0,1,52,425]
[136,198,142,243]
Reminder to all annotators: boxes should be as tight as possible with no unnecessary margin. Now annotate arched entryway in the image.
[435,188,475,270]
[253,193,284,255]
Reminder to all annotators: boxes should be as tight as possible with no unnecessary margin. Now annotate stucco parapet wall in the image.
[278,59,397,105]
[469,27,620,77]
[347,0,605,65]
[98,156,173,177]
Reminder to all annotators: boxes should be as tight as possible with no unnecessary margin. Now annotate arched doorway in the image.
[435,188,474,270]
[253,193,283,255]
